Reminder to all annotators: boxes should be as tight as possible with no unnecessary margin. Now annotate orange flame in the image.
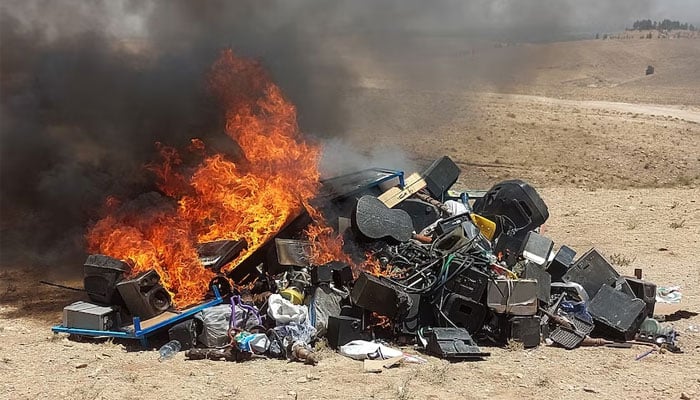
[86,50,392,308]
[87,50,326,307]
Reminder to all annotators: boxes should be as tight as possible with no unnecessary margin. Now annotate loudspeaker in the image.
[83,254,131,305]
[473,180,549,250]
[350,272,411,319]
[327,316,370,349]
[116,270,171,320]
[394,199,441,233]
[441,293,487,334]
[547,245,576,282]
[422,156,461,200]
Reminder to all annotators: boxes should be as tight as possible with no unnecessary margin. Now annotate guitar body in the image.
[353,195,414,242]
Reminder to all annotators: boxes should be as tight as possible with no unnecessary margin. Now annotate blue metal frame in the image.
[52,286,223,347]
[370,168,405,188]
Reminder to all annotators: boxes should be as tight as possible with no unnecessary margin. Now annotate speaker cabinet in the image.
[116,270,171,320]
[422,156,460,200]
[83,254,130,305]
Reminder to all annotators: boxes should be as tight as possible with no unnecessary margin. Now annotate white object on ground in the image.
[268,293,309,325]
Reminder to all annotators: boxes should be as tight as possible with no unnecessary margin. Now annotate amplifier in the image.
[63,301,120,331]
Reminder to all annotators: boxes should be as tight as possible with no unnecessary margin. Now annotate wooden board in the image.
[377,173,427,208]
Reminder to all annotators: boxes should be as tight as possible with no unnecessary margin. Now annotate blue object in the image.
[52,286,223,347]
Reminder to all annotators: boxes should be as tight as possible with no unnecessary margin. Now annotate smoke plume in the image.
[2,0,685,272]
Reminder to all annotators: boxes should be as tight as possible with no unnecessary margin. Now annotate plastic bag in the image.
[268,293,309,325]
[194,304,231,348]
[339,340,404,360]
[308,286,344,336]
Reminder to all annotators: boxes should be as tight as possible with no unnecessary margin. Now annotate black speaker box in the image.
[523,262,552,305]
[441,293,487,334]
[507,315,541,348]
[116,269,171,320]
[422,156,461,200]
[563,248,633,298]
[83,254,131,305]
[394,199,441,233]
[624,276,657,318]
[588,285,646,341]
[472,179,549,236]
[445,267,490,302]
[547,245,576,282]
[168,319,202,350]
[327,316,370,349]
[350,272,410,319]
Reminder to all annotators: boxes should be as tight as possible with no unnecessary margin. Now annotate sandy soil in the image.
[2,36,700,400]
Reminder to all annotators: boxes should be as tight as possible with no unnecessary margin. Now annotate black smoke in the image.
[2,0,675,272]
[0,1,356,271]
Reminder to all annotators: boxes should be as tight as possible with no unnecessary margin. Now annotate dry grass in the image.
[625,219,639,230]
[609,253,635,267]
[669,220,686,229]
[505,339,525,351]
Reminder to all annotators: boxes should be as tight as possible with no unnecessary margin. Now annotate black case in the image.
[422,156,461,200]
[196,239,247,272]
[472,179,549,235]
[444,267,490,302]
[327,316,370,349]
[624,277,657,317]
[83,254,131,305]
[350,272,410,319]
[425,327,490,360]
[547,245,576,282]
[168,319,202,350]
[588,285,647,341]
[441,293,487,334]
[394,199,441,233]
[523,262,552,305]
[507,315,541,348]
[562,248,633,298]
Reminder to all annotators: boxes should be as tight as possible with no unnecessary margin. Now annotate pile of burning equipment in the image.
[53,155,680,363]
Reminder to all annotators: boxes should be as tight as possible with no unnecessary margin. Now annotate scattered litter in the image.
[363,356,403,373]
[657,286,682,304]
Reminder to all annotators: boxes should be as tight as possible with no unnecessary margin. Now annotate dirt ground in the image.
[2,36,700,399]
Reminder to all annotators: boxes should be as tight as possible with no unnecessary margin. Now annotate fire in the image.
[87,50,323,307]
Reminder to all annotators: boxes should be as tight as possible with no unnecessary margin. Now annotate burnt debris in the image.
[52,155,680,362]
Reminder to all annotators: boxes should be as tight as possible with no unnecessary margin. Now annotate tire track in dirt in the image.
[498,93,700,123]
